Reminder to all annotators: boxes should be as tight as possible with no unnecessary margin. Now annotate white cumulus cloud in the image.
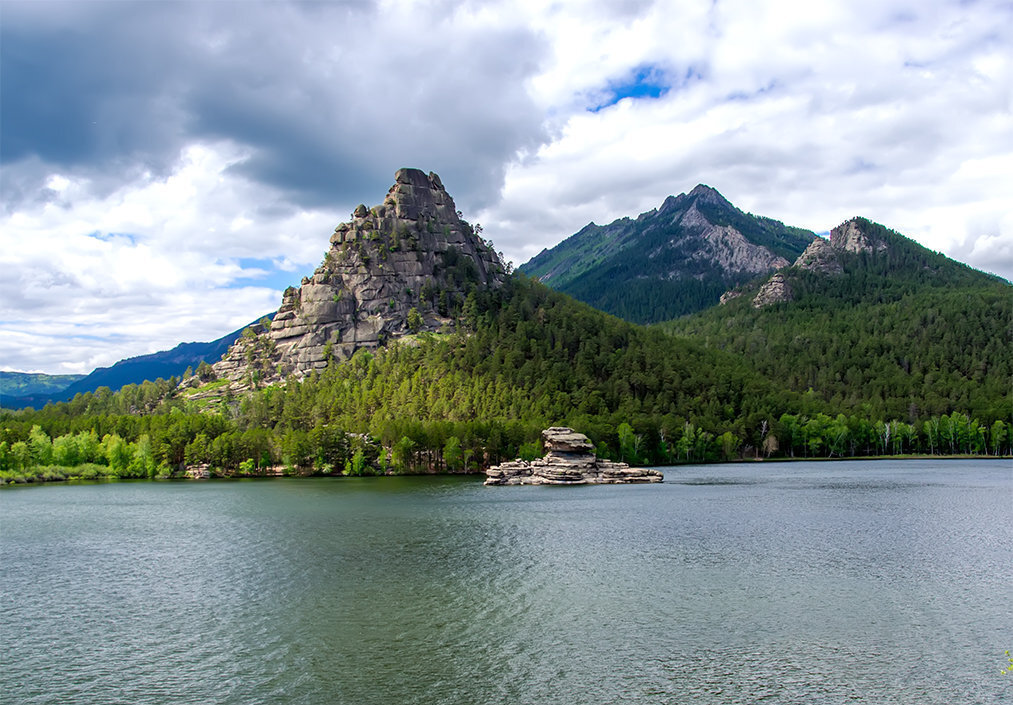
[2,0,1010,374]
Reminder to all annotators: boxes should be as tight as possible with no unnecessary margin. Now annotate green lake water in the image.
[1,459,1010,704]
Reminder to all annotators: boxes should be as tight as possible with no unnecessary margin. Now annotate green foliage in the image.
[443,436,463,472]
[28,425,53,466]
[518,441,541,461]
[666,260,1011,424]
[196,360,216,382]
[2,257,1008,485]
[617,422,639,463]
[407,307,424,333]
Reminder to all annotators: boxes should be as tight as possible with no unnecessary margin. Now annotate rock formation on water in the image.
[211,168,506,390]
[484,427,663,485]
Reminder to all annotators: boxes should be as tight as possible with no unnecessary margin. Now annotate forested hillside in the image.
[2,273,1008,485]
[665,219,1011,423]
[0,277,796,480]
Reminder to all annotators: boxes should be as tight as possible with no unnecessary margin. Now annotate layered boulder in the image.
[484,427,663,485]
[211,169,506,389]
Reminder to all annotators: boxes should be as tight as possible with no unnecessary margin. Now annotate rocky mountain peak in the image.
[687,183,731,207]
[794,236,844,275]
[210,168,505,391]
[519,182,814,323]
[751,272,793,308]
[830,217,890,254]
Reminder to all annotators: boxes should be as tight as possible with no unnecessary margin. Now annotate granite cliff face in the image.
[751,273,794,308]
[484,427,663,485]
[829,218,890,254]
[676,186,793,276]
[213,169,505,389]
[793,236,844,275]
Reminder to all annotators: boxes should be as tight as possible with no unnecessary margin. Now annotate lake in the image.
[1,459,1010,704]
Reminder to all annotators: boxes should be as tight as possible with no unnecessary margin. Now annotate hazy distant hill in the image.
[520,184,814,323]
[2,316,272,410]
[0,372,84,399]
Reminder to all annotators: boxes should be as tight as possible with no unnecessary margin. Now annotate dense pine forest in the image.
[665,221,1011,425]
[1,274,1008,485]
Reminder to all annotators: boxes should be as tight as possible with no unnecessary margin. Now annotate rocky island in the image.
[484,427,663,485]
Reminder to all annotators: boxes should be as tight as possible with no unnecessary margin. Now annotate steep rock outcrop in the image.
[677,199,792,277]
[751,273,793,308]
[794,237,843,275]
[830,218,889,254]
[718,289,743,304]
[212,169,505,389]
[484,427,663,485]
[748,217,892,308]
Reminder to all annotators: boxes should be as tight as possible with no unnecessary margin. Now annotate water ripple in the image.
[2,461,1010,704]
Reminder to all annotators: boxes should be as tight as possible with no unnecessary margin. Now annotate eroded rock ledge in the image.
[484,427,663,485]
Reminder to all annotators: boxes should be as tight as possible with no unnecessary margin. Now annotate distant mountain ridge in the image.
[519,184,815,323]
[0,372,85,398]
[735,216,1006,308]
[2,316,272,409]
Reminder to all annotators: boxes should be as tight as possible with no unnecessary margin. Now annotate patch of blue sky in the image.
[232,257,303,291]
[85,231,137,244]
[589,63,675,112]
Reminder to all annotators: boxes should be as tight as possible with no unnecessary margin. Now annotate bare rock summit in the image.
[830,218,890,254]
[751,272,793,308]
[212,168,506,390]
[794,236,844,275]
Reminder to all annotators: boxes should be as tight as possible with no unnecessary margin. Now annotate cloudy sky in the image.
[2,0,1011,374]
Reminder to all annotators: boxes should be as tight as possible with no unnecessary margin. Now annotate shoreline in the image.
[3,454,1009,488]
